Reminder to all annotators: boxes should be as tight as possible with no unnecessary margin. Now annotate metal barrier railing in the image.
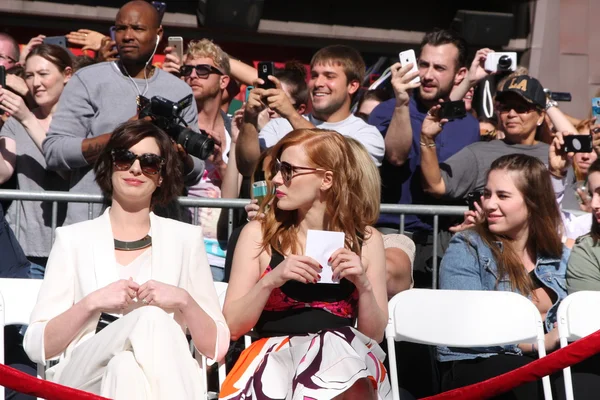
[0,189,468,289]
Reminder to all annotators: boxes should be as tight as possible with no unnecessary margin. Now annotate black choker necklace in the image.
[114,235,152,251]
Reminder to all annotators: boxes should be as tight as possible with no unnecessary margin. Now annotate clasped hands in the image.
[86,278,187,313]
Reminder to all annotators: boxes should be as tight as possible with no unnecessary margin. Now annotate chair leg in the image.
[386,330,401,400]
[562,366,574,400]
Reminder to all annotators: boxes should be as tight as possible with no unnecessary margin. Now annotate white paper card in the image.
[305,229,345,284]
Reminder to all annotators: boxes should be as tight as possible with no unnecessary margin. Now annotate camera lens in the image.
[176,128,215,160]
[498,55,512,71]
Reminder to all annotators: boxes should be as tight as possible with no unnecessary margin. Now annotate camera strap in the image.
[482,79,494,119]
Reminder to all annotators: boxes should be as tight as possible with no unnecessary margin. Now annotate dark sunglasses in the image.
[497,103,537,114]
[180,64,224,78]
[111,149,165,175]
[275,159,326,185]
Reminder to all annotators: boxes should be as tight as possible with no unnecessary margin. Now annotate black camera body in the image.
[439,100,467,121]
[138,94,215,160]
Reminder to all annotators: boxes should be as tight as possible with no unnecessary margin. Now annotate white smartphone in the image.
[167,36,184,62]
[399,49,420,84]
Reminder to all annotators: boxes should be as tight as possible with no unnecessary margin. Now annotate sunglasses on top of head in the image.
[111,149,165,176]
[180,64,224,78]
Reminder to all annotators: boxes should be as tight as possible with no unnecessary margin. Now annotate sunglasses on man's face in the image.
[111,149,165,176]
[180,64,224,78]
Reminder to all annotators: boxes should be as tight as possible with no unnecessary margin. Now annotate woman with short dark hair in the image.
[24,120,229,398]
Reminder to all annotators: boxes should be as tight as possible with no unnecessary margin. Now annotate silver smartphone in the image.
[168,36,184,62]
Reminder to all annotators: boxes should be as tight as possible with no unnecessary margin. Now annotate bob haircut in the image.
[94,120,183,207]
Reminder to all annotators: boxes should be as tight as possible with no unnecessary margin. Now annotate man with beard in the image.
[43,0,202,224]
[369,29,480,288]
[175,39,234,281]
[236,45,384,176]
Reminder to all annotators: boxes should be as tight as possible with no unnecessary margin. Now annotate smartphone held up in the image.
[399,50,420,84]
[258,61,275,90]
[168,36,184,62]
[562,135,593,154]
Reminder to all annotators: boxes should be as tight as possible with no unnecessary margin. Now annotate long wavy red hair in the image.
[259,129,379,256]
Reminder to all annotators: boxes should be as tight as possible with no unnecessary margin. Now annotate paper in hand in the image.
[305,229,345,284]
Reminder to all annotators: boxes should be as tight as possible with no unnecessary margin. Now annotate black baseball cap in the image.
[496,75,546,109]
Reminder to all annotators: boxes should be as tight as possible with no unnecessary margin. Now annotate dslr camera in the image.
[484,52,517,74]
[543,89,572,102]
[138,94,215,160]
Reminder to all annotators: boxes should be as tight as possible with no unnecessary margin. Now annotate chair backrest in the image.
[387,289,544,347]
[0,278,43,326]
[557,291,600,341]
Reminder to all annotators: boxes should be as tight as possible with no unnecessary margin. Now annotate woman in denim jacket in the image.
[439,154,569,399]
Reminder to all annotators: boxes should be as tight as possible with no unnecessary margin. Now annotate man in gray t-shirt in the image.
[43,0,203,225]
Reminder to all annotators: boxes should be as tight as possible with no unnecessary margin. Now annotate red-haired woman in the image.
[221,128,401,399]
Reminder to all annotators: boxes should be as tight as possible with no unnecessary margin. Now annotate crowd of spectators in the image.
[2,0,600,398]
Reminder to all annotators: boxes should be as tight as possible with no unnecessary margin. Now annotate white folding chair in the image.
[557,291,600,400]
[386,289,552,400]
[0,278,44,399]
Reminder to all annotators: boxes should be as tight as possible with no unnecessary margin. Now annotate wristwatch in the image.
[545,99,558,111]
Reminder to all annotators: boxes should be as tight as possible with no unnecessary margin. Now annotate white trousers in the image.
[54,306,205,399]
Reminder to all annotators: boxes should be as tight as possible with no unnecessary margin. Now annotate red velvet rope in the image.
[422,329,600,400]
[2,330,599,399]
[0,363,109,400]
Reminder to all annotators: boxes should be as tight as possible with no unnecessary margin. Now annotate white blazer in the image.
[23,208,230,376]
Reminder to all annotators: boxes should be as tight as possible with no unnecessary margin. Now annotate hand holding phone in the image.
[252,181,269,205]
[43,36,67,49]
[466,190,484,211]
[167,36,184,63]
[562,135,593,153]
[245,85,254,101]
[438,101,467,121]
[108,26,119,59]
[258,62,275,90]
[399,50,420,84]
